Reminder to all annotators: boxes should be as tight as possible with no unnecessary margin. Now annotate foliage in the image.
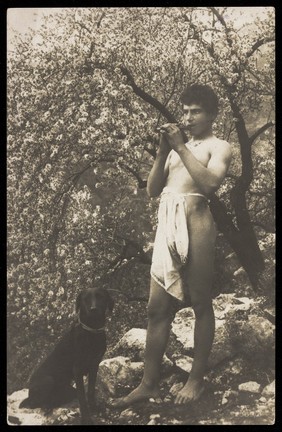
[7,7,275,392]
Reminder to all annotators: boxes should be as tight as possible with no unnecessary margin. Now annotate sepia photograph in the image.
[7,6,275,426]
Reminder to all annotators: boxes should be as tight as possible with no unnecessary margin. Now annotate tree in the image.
[7,7,275,390]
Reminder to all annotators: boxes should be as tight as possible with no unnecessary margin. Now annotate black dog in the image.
[20,287,114,424]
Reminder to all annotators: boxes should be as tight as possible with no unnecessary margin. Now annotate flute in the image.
[155,123,187,132]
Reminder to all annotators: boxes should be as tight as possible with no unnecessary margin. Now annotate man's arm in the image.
[177,142,232,195]
[161,123,232,196]
[147,134,171,197]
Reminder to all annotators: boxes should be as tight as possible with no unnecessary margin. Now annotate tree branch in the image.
[111,235,152,266]
[119,65,177,123]
[119,163,147,189]
[245,36,275,59]
[249,121,275,144]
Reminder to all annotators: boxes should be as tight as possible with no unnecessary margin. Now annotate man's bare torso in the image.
[165,135,228,195]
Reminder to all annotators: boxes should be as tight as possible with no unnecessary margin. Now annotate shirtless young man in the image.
[112,84,232,407]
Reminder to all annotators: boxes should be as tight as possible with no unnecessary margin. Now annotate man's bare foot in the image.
[111,382,160,409]
[173,379,205,405]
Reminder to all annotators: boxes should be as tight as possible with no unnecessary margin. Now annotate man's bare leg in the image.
[112,279,174,407]
[174,209,216,404]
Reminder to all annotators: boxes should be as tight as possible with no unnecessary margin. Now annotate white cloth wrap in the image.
[150,188,206,302]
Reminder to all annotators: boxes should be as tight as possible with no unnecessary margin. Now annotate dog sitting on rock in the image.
[20,287,114,425]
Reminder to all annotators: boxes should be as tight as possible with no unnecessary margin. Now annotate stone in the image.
[175,355,193,373]
[171,302,239,369]
[213,294,254,320]
[226,357,244,375]
[238,381,261,393]
[164,395,172,402]
[147,419,157,425]
[213,294,236,319]
[96,356,143,398]
[248,315,275,346]
[162,373,179,386]
[150,414,160,420]
[169,419,183,425]
[171,308,194,350]
[7,389,79,426]
[112,328,173,371]
[258,234,275,253]
[221,390,238,405]
[262,380,275,397]
[208,320,237,368]
[234,297,255,311]
[112,328,146,361]
[120,408,135,418]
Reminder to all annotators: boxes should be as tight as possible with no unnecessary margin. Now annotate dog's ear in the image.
[106,291,114,313]
[75,292,82,313]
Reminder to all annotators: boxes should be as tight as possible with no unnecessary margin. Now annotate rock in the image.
[213,294,236,319]
[213,294,254,320]
[206,355,248,385]
[208,320,238,368]
[262,380,275,397]
[258,234,275,254]
[163,395,172,402]
[171,308,195,350]
[169,418,183,424]
[150,414,160,420]
[221,390,238,405]
[171,302,239,369]
[234,297,255,311]
[229,357,245,375]
[162,373,179,387]
[225,313,275,363]
[175,355,193,373]
[112,328,173,371]
[147,419,157,425]
[112,328,147,361]
[248,315,275,346]
[96,356,143,398]
[259,396,267,403]
[7,389,79,426]
[120,408,135,418]
[238,381,261,394]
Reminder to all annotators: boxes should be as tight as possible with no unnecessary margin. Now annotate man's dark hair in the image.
[180,84,219,117]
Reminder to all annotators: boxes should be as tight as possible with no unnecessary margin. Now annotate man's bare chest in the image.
[169,145,211,171]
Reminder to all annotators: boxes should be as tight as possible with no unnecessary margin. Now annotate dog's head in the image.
[75,287,114,328]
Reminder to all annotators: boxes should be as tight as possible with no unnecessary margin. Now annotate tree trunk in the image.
[228,97,265,287]
[209,194,264,288]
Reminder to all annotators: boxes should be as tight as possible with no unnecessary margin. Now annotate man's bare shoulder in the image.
[209,136,232,158]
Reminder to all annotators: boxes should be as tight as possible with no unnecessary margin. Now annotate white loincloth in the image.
[150,187,207,302]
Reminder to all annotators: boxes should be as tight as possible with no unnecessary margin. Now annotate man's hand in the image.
[159,123,185,153]
[158,130,171,155]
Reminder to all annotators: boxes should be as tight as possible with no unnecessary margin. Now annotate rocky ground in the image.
[7,293,275,426]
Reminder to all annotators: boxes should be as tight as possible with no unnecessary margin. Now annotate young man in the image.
[112,84,232,407]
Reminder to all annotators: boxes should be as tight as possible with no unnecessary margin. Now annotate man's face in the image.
[181,103,214,137]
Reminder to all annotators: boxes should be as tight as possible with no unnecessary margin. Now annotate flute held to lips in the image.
[155,123,189,132]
